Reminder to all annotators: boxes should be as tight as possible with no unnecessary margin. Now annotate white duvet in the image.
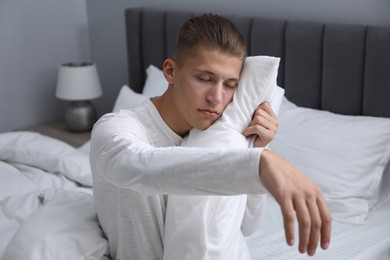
[0,132,108,260]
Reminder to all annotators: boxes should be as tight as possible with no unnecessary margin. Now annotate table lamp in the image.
[56,62,102,132]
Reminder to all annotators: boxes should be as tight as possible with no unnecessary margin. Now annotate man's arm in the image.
[90,112,266,196]
[244,101,332,256]
[259,150,332,256]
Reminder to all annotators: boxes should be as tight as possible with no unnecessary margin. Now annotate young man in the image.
[90,14,331,260]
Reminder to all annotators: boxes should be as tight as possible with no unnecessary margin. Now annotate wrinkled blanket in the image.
[0,132,108,260]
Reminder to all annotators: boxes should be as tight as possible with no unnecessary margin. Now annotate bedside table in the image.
[23,121,91,148]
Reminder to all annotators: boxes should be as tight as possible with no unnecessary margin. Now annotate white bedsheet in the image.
[246,196,390,260]
[0,132,108,260]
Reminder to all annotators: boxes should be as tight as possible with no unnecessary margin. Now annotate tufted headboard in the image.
[125,8,390,118]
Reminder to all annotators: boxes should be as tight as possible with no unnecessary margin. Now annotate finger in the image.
[249,111,277,132]
[306,198,322,256]
[244,117,273,135]
[252,107,278,131]
[294,198,311,254]
[280,200,296,247]
[243,125,273,141]
[253,103,277,125]
[255,109,277,128]
[317,196,332,250]
[259,101,277,119]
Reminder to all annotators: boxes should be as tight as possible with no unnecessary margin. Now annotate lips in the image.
[198,108,220,118]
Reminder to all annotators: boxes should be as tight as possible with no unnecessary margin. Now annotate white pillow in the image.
[112,85,148,112]
[376,161,390,209]
[269,97,390,224]
[112,65,167,113]
[142,64,168,97]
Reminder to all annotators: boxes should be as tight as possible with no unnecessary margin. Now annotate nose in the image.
[206,82,223,105]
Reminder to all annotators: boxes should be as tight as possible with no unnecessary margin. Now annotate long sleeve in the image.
[90,110,265,197]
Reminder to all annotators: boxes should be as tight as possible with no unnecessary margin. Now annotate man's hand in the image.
[259,150,332,256]
[243,102,278,147]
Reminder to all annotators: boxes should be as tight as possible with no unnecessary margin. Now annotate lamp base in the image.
[64,100,97,132]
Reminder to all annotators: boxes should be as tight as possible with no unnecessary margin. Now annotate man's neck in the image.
[150,93,191,138]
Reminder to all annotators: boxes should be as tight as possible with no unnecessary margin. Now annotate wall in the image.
[0,0,91,132]
[86,0,390,116]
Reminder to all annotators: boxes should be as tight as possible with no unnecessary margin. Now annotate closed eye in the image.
[225,83,238,89]
[224,80,238,89]
[197,76,212,82]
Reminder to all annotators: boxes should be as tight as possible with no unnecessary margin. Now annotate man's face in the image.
[169,46,243,134]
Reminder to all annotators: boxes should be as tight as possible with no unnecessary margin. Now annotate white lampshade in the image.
[56,62,102,101]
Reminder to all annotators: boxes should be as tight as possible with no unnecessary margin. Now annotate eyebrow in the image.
[194,69,239,81]
[194,69,215,76]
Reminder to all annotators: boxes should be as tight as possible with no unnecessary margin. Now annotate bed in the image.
[1,7,390,260]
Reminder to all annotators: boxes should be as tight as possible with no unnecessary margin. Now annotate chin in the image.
[194,122,214,131]
[191,116,219,131]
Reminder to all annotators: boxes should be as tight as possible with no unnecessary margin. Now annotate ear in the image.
[163,58,176,84]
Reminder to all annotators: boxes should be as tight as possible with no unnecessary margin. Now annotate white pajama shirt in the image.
[90,100,266,260]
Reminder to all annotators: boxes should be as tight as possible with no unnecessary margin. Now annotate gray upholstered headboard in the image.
[125,8,390,118]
